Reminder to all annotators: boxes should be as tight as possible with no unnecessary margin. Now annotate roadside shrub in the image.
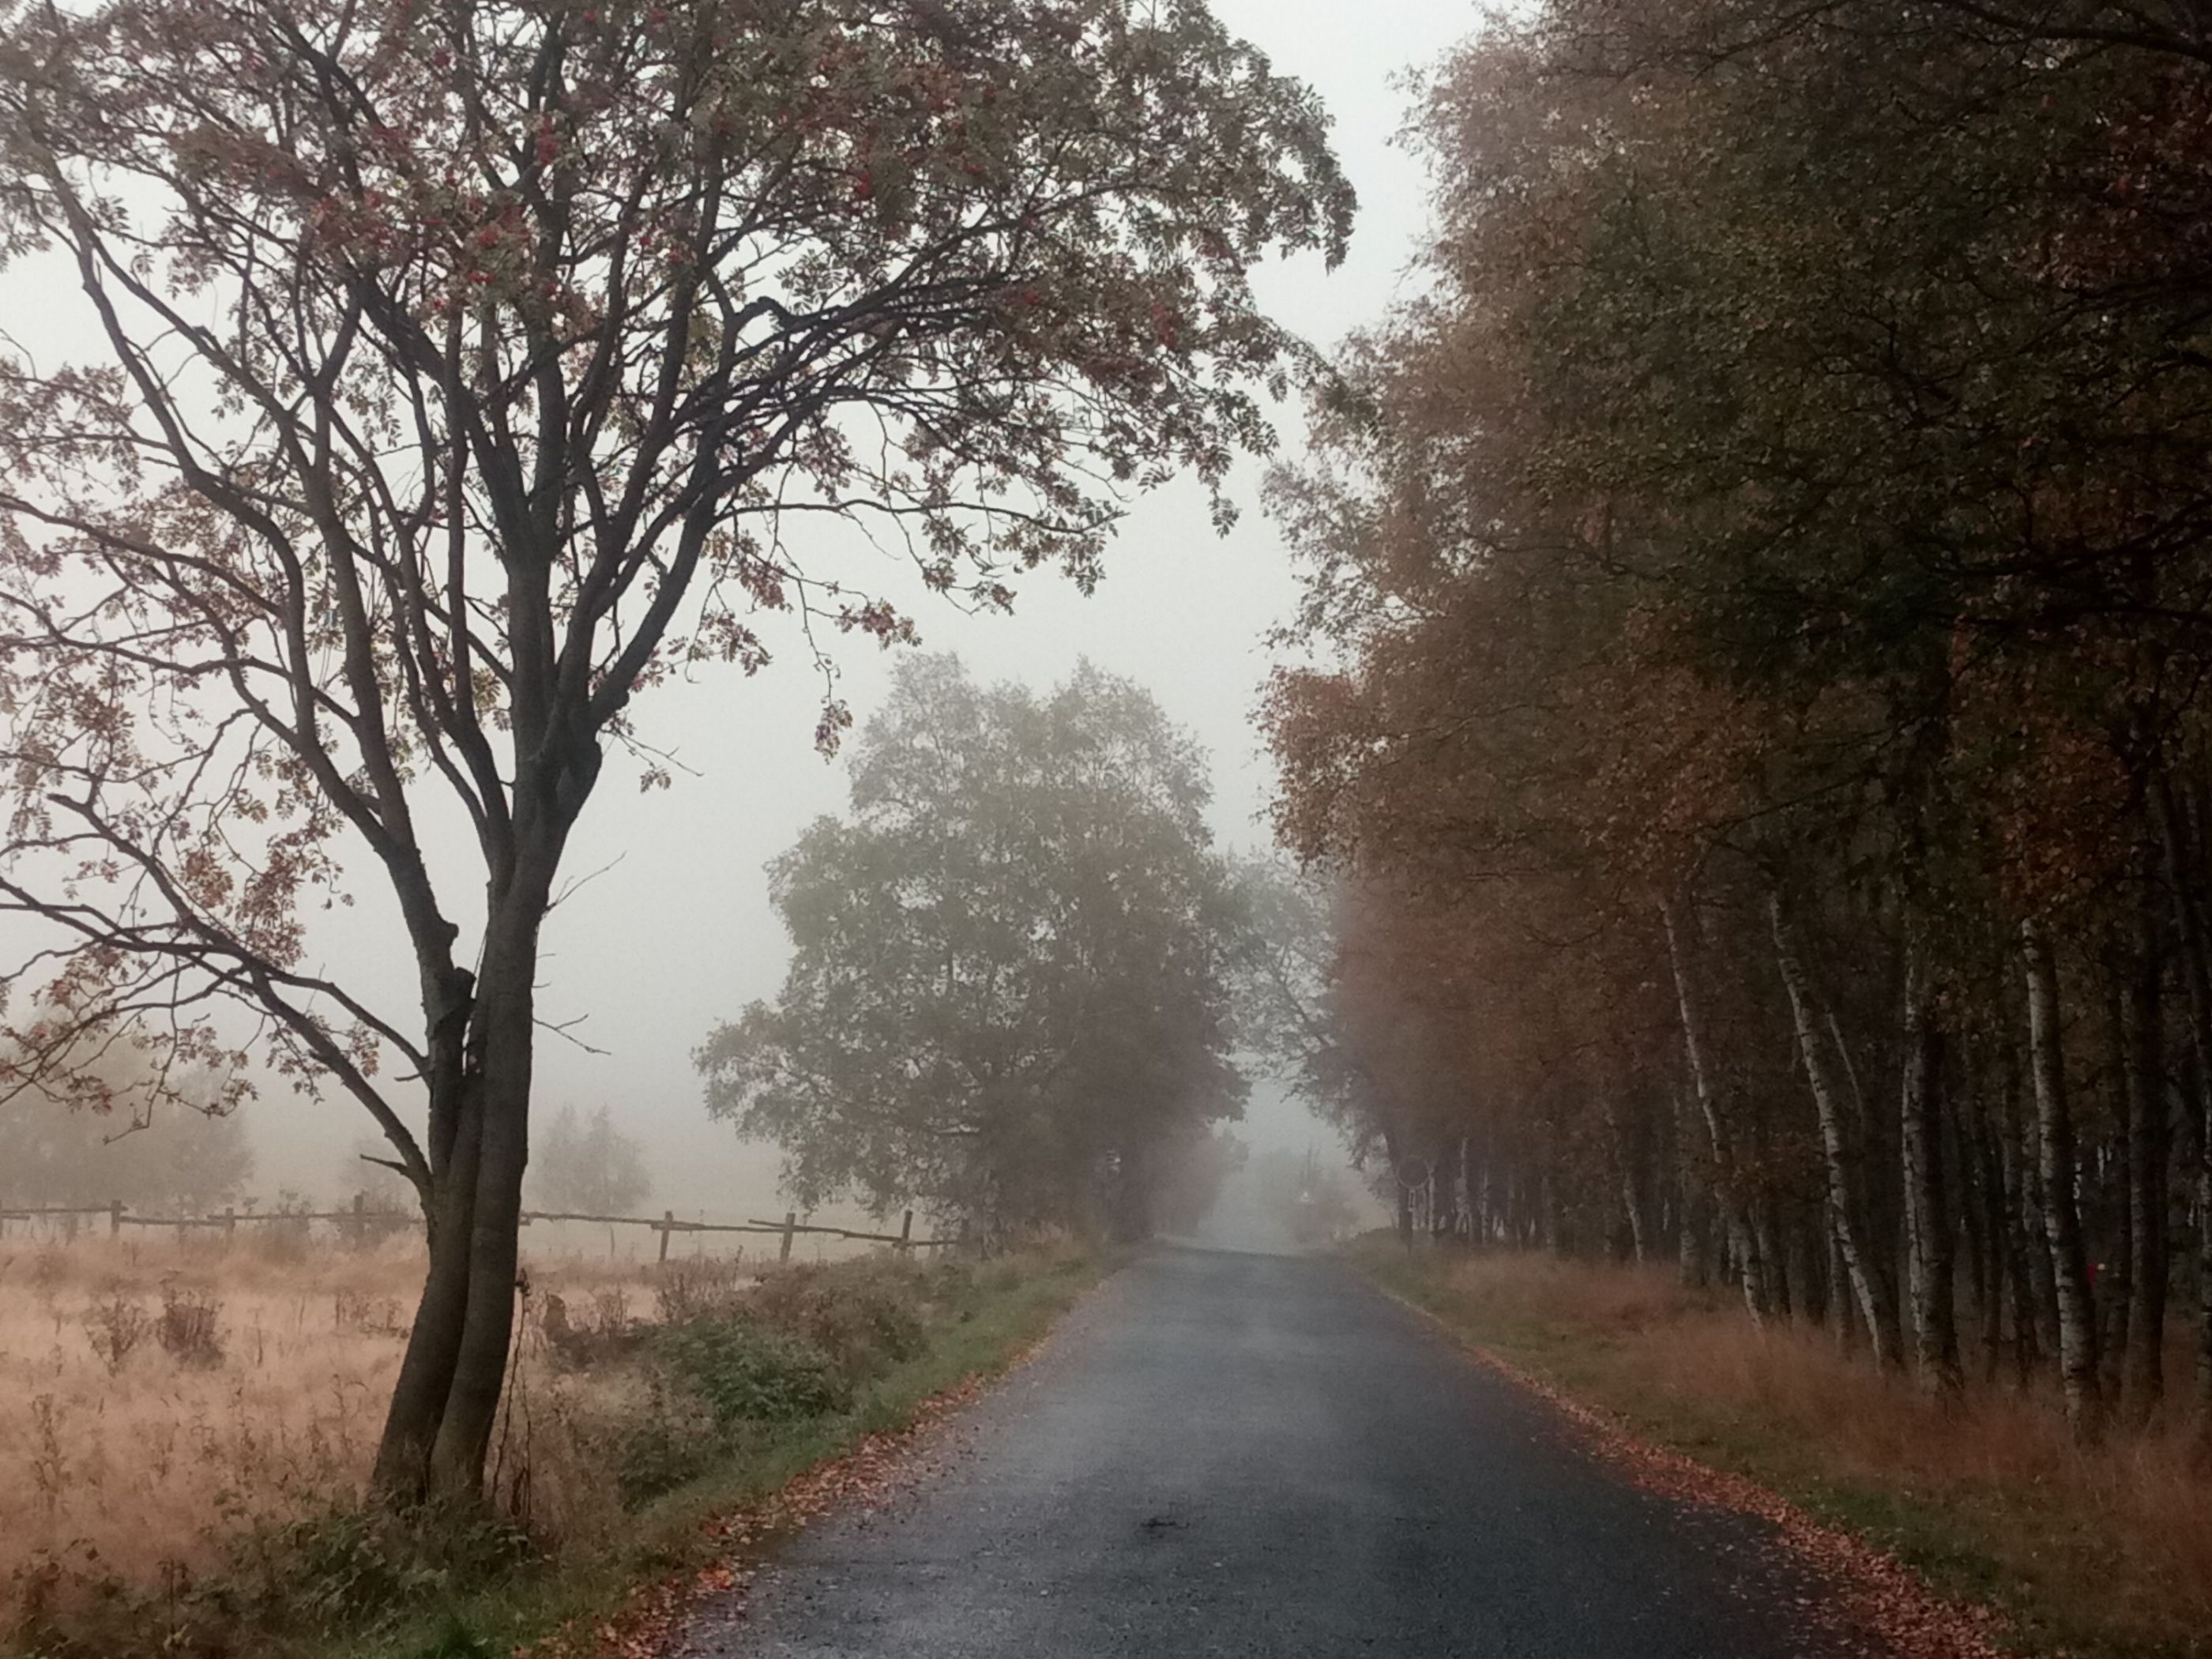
[219,1503,529,1636]
[649,1257,747,1325]
[655,1317,850,1428]
[748,1261,928,1379]
[612,1376,721,1507]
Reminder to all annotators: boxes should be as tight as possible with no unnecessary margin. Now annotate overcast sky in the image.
[19,2,1486,1208]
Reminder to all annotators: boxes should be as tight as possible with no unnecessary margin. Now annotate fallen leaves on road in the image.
[1458,1339,2011,1659]
[517,1344,1045,1659]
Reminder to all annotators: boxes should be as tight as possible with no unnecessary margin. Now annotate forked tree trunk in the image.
[1665,893,1773,1326]
[371,1071,483,1498]
[2022,916,2104,1443]
[1900,948,1962,1395]
[1770,892,1902,1367]
[373,812,569,1502]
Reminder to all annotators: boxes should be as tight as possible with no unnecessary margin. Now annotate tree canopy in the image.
[0,0,1349,1499]
[1265,0,2212,1440]
[698,653,1247,1240]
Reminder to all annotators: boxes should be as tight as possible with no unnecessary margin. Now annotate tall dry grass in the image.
[1373,1245,2212,1655]
[0,1228,743,1634]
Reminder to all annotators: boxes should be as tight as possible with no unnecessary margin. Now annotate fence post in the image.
[657,1210,674,1264]
[898,1209,913,1255]
[224,1206,237,1242]
[111,1198,124,1236]
[779,1211,796,1262]
[352,1191,367,1248]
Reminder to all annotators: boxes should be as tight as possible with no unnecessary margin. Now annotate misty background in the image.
[23,1,1476,1228]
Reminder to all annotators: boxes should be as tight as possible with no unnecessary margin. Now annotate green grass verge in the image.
[348,1250,1111,1659]
[1346,1237,2210,1659]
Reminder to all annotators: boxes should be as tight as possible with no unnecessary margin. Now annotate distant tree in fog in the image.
[1251,1146,1359,1247]
[528,1105,650,1217]
[698,655,1247,1242]
[1154,1127,1248,1238]
[337,1136,417,1215]
[0,1042,251,1212]
[0,0,1347,1500]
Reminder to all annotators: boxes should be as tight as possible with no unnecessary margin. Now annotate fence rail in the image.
[0,1197,954,1261]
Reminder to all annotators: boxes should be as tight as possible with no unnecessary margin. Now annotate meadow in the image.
[0,1221,1094,1657]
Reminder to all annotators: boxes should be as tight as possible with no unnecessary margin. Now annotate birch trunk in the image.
[2022,916,2104,1443]
[1770,891,1902,1366]
[2123,884,2169,1425]
[1665,893,1772,1325]
[1900,947,1962,1395]
[2154,770,2212,1442]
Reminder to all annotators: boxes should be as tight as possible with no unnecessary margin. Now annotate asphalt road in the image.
[674,1247,1869,1659]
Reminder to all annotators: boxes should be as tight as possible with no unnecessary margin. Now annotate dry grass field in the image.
[0,1216,1085,1657]
[0,1224,783,1635]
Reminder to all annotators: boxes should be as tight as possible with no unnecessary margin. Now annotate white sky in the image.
[10,2,1484,1210]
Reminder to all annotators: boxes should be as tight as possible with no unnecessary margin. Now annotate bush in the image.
[156,1283,224,1367]
[747,1261,930,1379]
[654,1317,851,1429]
[219,1503,530,1636]
[81,1288,149,1372]
[649,1256,747,1325]
[612,1382,720,1507]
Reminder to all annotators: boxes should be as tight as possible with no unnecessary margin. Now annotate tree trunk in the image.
[1900,946,1962,1395]
[1828,1208,1860,1354]
[2154,769,2212,1445]
[1961,1063,2009,1383]
[2123,882,2169,1426]
[1673,1083,1714,1288]
[427,892,545,1497]
[371,1074,483,1499]
[1387,1130,1414,1244]
[1603,1094,1650,1264]
[1666,892,1776,1322]
[2022,916,2105,1443]
[372,833,566,1501]
[1770,891,1902,1366]
[2097,976,2133,1401]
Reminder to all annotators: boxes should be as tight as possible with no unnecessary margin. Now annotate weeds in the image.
[334,1289,404,1335]
[156,1282,225,1367]
[81,1286,150,1371]
[649,1256,747,1325]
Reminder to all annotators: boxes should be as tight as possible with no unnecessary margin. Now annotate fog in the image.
[8,1,1478,1230]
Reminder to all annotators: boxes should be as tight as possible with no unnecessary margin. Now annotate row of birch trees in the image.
[1266,0,2212,1444]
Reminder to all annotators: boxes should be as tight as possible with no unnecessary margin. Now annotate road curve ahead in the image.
[675,1247,1871,1659]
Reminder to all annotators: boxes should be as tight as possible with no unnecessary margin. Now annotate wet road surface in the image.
[673,1246,1865,1658]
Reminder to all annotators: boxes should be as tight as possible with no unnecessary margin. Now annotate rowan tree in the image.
[0,0,1349,1499]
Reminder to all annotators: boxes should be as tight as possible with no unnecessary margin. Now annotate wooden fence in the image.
[0,1196,952,1262]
